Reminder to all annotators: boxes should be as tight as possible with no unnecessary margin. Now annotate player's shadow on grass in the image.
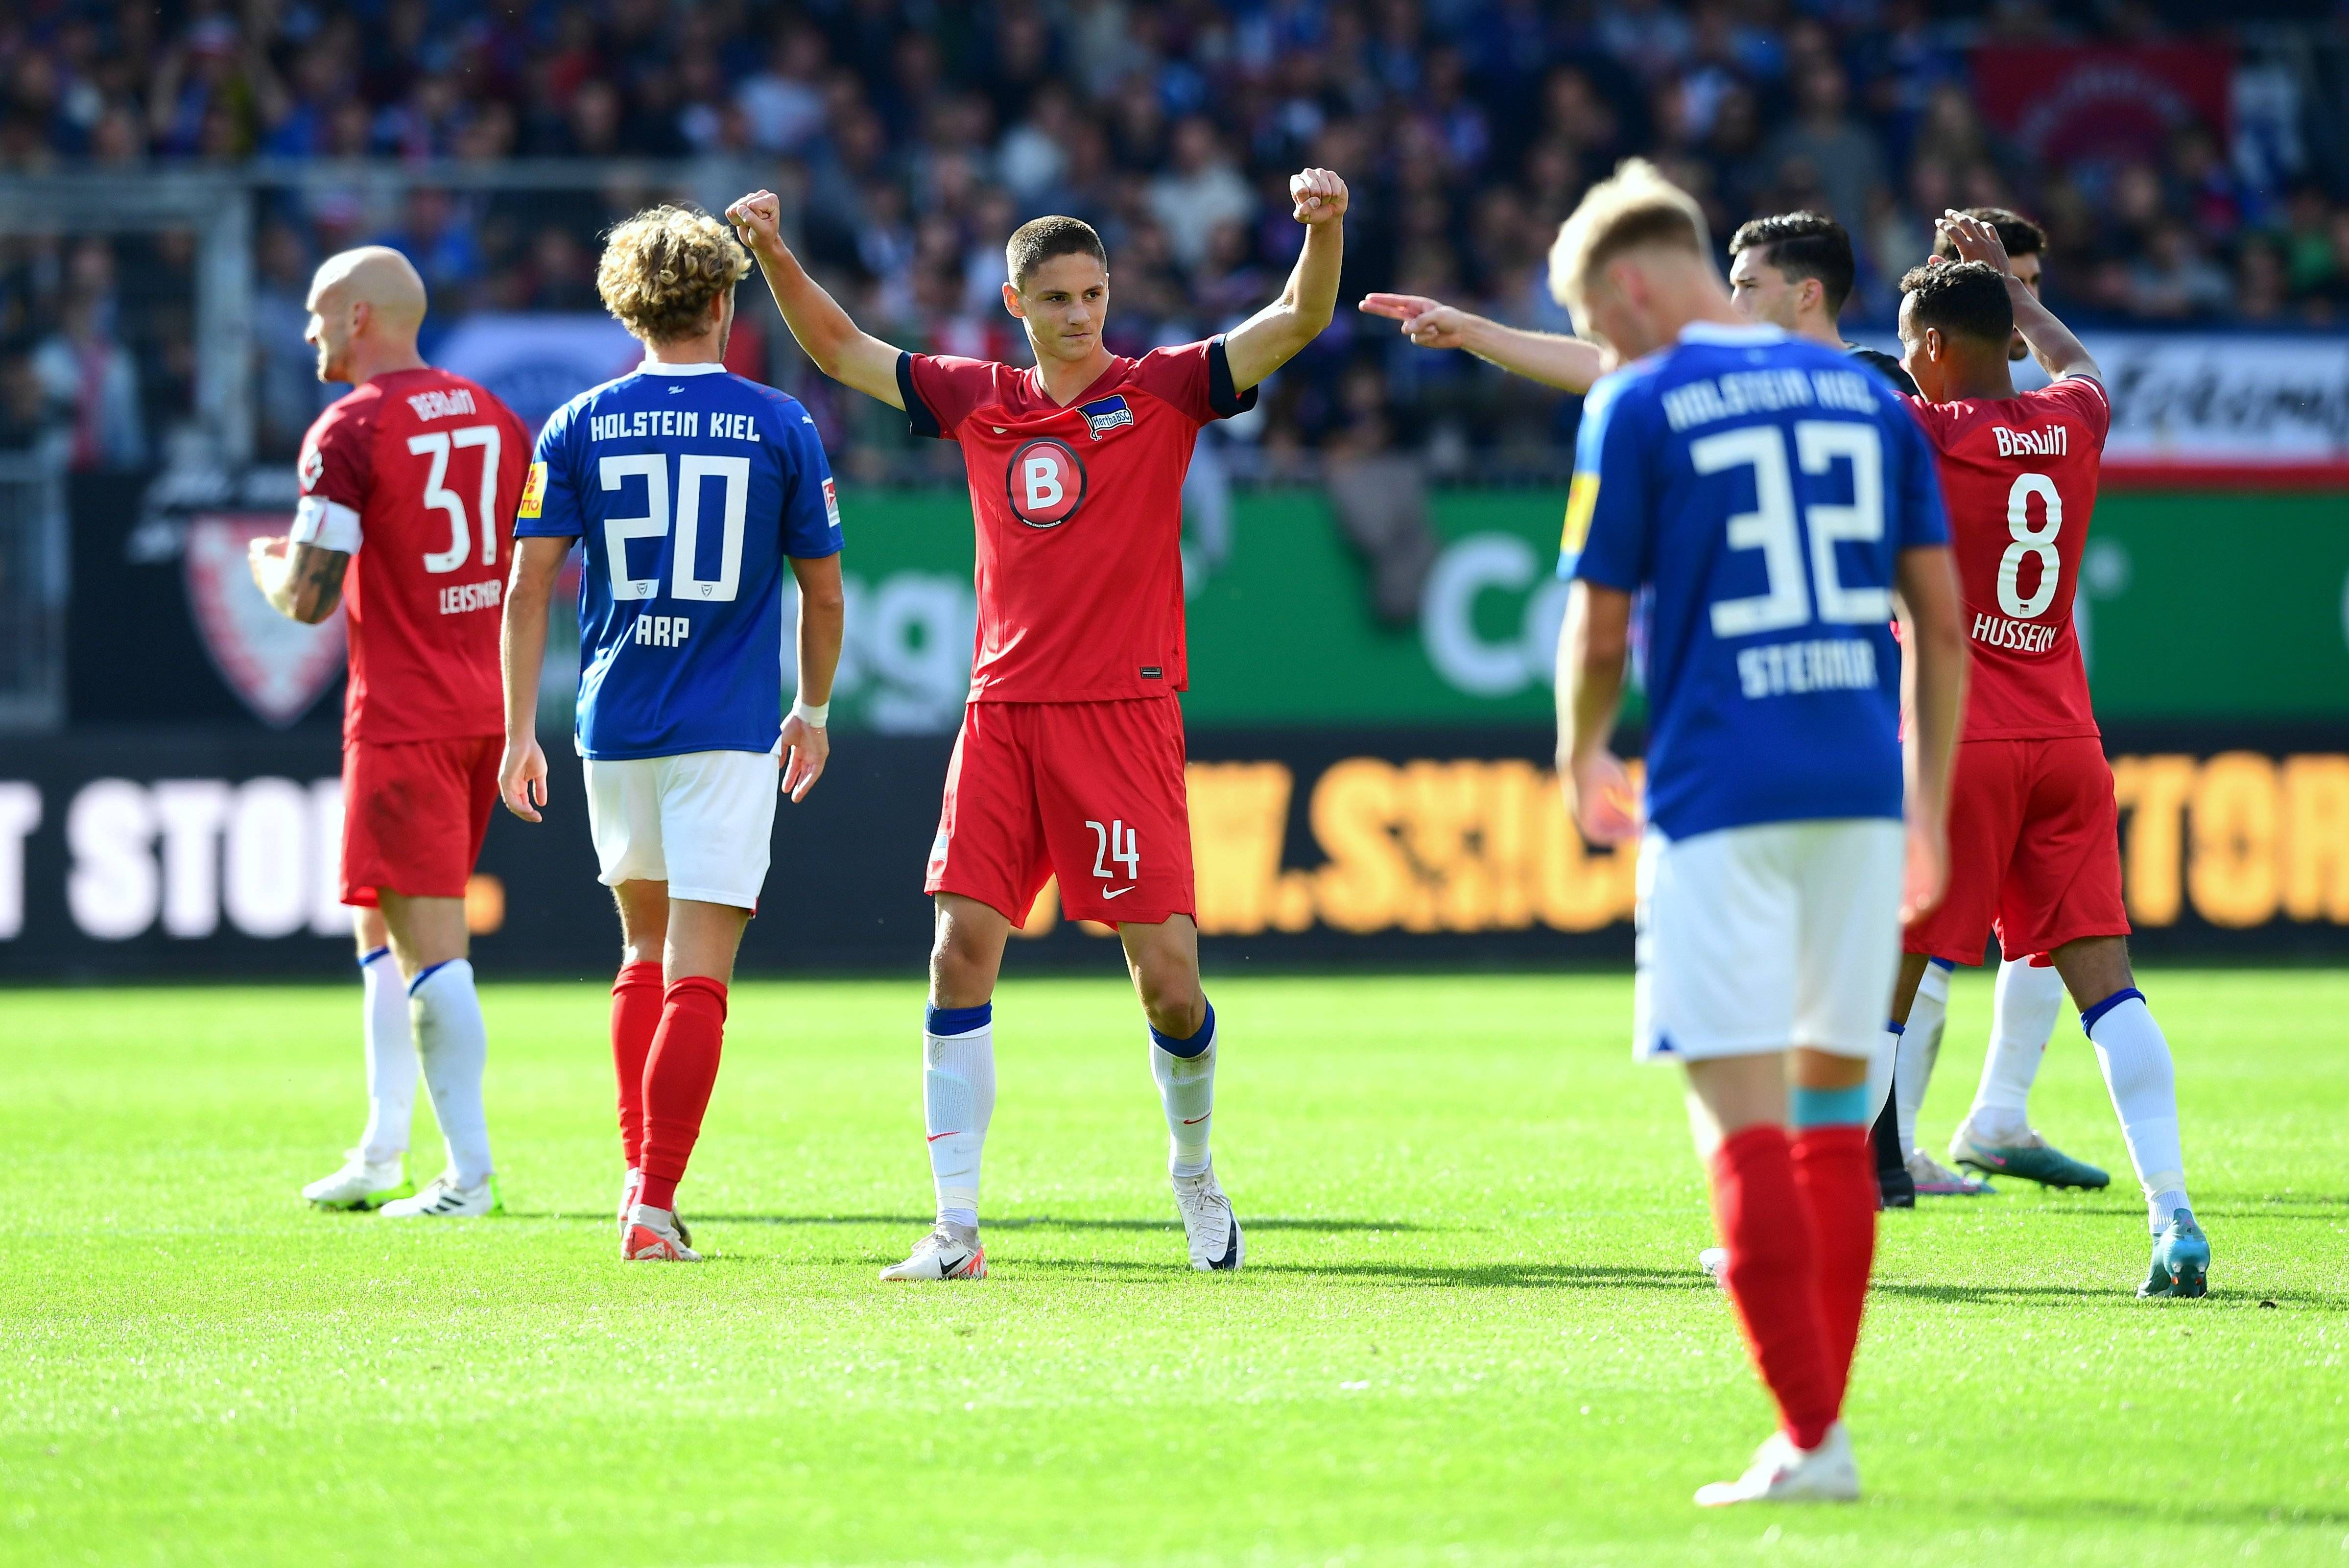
[1013,1257,1715,1290]
[1873,1280,2347,1308]
[528,1212,1436,1234]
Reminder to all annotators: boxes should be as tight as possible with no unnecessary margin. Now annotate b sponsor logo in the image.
[182,515,348,728]
[1005,438,1085,528]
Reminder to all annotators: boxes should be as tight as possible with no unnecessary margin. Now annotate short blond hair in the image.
[596,205,752,344]
[1548,158,1711,315]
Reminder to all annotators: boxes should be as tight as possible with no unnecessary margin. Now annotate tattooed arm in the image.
[247,537,351,624]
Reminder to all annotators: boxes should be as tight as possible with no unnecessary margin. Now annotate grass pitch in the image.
[2,968,2345,1567]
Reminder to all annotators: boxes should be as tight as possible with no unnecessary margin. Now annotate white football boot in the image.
[379,1172,500,1218]
[303,1150,412,1211]
[1698,1246,1728,1284]
[1172,1164,1243,1271]
[1695,1422,1860,1506]
[621,1204,700,1262]
[878,1223,986,1281]
[1905,1147,1993,1197]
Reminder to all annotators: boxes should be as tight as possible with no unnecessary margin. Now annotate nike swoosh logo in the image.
[1181,1114,1209,1124]
[1101,885,1137,899]
[926,1131,960,1142]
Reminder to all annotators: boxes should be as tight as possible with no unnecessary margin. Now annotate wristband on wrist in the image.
[789,698,829,728]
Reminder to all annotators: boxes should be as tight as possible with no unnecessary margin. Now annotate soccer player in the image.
[1725,211,1922,397]
[725,167,1350,1281]
[249,246,528,1219]
[498,206,844,1264]
[1901,207,2109,1193]
[1886,213,2209,1297]
[1553,162,1967,1504]
[1719,211,1980,1206]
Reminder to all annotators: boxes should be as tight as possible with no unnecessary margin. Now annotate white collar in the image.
[637,359,729,376]
[1678,321,1786,346]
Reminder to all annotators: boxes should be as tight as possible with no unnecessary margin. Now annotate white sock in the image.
[2082,992,2188,1233]
[1863,1023,1900,1130]
[1149,1001,1217,1179]
[409,959,494,1188]
[923,1007,995,1231]
[1969,957,2066,1140]
[1894,962,1950,1160]
[357,946,416,1164]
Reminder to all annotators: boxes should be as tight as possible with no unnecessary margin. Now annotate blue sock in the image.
[1791,1083,1868,1128]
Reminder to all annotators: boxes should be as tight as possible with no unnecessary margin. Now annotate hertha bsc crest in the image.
[1076,394,1133,440]
[184,514,348,727]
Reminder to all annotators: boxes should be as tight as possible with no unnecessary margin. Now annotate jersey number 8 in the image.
[1997,473,2063,621]
[1691,420,1889,638]
[598,452,753,603]
[409,426,503,573]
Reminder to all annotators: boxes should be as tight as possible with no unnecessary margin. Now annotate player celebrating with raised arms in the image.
[498,206,845,1263]
[726,166,1349,1281]
[1885,214,2209,1297]
[1552,162,1968,1503]
[252,246,529,1219]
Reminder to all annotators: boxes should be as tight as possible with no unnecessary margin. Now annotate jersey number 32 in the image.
[1692,420,1889,637]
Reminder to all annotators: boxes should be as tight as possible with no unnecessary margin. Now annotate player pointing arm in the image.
[1357,290,1610,392]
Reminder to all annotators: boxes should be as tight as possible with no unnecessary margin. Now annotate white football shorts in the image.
[1633,817,1904,1063]
[582,748,780,910]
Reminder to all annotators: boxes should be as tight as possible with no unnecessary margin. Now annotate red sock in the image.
[1708,1124,1837,1451]
[639,976,728,1203]
[611,961,665,1170]
[1791,1124,1878,1413]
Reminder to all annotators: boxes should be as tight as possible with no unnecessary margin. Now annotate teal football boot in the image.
[1948,1122,2110,1190]
[2138,1210,2210,1299]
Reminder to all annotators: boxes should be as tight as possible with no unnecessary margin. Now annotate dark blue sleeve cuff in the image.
[897,351,945,440]
[1205,336,1258,419]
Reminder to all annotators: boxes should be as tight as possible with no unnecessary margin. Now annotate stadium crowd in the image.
[2,0,2347,474]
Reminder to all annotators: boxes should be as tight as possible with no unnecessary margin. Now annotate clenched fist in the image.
[728,190,785,254]
[1289,167,1349,226]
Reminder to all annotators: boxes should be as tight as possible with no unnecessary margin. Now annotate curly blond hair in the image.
[596,205,752,344]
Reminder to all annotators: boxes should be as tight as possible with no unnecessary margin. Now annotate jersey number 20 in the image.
[598,453,752,603]
[1691,421,1889,637]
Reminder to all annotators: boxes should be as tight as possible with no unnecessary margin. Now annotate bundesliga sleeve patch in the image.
[1561,473,1599,554]
[822,476,841,528]
[1077,394,1133,440]
[517,461,546,519]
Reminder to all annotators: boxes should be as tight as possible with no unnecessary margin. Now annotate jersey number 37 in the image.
[1692,420,1889,637]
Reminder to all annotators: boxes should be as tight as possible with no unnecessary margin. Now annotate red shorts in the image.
[925,697,1195,927]
[1904,735,2129,964]
[341,735,500,906]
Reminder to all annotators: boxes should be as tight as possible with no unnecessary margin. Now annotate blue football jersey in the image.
[1562,323,1948,838]
[516,361,842,760]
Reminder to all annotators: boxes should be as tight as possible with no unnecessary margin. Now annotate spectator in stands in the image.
[1755,60,1884,245]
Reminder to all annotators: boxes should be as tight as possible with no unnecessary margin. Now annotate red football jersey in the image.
[1904,375,2111,741]
[899,338,1256,703]
[291,367,531,744]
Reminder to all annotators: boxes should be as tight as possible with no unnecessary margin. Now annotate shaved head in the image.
[305,246,428,383]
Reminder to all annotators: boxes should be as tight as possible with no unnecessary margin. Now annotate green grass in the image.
[1,969,2346,1567]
